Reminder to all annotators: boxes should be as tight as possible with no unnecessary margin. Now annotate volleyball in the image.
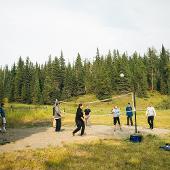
[120,73,124,77]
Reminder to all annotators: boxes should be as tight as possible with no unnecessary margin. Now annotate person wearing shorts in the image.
[112,106,121,131]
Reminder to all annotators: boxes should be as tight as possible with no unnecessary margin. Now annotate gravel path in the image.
[0,125,170,153]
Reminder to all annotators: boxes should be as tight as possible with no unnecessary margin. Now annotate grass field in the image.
[0,135,170,170]
[1,92,170,170]
[4,92,170,129]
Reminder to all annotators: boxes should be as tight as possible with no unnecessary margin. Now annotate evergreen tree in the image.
[14,57,25,102]
[84,59,93,93]
[32,63,43,104]
[93,50,112,99]
[51,56,61,100]
[159,45,170,94]
[42,56,54,104]
[130,53,147,97]
[74,53,85,95]
[9,63,16,102]
[62,63,75,99]
[21,57,32,103]
[115,53,132,93]
[58,51,66,95]
[145,48,159,91]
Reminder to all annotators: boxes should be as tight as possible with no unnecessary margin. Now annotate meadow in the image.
[1,92,170,170]
[0,135,170,170]
[4,92,170,129]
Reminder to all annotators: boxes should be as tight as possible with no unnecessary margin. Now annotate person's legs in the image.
[73,120,81,135]
[150,116,154,129]
[81,120,85,136]
[127,117,129,125]
[148,116,152,129]
[55,119,60,131]
[113,117,117,131]
[130,117,133,126]
[117,117,121,130]
[58,118,61,131]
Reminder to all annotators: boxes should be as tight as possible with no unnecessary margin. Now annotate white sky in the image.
[0,0,170,67]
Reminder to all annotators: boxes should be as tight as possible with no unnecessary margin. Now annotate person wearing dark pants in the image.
[56,118,61,131]
[73,103,85,136]
[53,99,62,132]
[146,104,156,129]
[126,103,133,126]
[148,116,154,129]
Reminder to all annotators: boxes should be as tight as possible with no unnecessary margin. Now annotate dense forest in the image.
[0,45,170,104]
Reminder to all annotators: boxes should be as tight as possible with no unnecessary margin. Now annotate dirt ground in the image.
[0,125,170,153]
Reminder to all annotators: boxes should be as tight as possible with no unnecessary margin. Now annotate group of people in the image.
[52,99,157,136]
[52,99,91,136]
[112,103,156,131]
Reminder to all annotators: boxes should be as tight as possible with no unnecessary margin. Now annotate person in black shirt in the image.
[84,105,91,126]
[72,103,85,136]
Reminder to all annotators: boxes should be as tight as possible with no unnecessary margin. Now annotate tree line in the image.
[0,45,170,104]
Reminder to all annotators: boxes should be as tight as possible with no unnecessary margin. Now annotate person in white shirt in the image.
[112,106,121,131]
[146,104,156,129]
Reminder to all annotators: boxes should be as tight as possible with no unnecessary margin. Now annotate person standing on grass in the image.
[0,103,6,132]
[73,103,85,136]
[53,99,62,132]
[112,106,121,131]
[126,103,133,126]
[146,104,156,129]
[84,105,91,126]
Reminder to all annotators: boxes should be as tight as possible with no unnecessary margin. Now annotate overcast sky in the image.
[0,0,170,67]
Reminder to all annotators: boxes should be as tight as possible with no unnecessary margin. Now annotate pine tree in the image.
[58,51,66,95]
[32,63,43,104]
[14,57,25,102]
[21,57,32,103]
[93,50,112,99]
[159,45,170,94]
[145,48,159,91]
[62,63,74,99]
[51,56,61,100]
[74,53,85,95]
[42,56,54,104]
[9,63,16,102]
[130,52,147,97]
[115,53,132,93]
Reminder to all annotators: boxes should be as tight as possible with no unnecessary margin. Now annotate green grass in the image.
[1,93,170,170]
[4,92,170,129]
[0,135,170,170]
